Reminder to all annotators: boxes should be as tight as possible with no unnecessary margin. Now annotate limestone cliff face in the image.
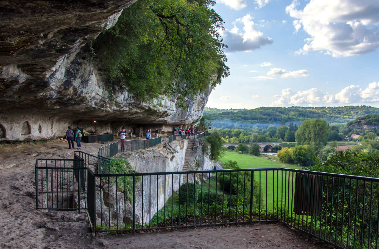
[0,1,211,141]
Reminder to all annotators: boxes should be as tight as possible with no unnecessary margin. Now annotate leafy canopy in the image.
[89,0,229,102]
[295,119,329,151]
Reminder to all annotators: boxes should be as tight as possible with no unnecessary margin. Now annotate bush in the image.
[179,183,201,205]
[292,145,315,166]
[277,147,294,164]
[197,189,224,205]
[250,144,261,156]
[204,132,225,161]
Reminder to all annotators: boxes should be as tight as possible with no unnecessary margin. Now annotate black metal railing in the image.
[86,167,379,248]
[35,158,87,212]
[98,137,162,159]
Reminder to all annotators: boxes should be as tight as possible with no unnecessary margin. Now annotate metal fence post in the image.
[133,173,136,233]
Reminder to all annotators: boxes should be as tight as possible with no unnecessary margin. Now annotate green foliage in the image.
[236,143,249,154]
[179,183,201,205]
[295,119,329,151]
[107,158,138,201]
[318,145,336,160]
[250,144,261,156]
[88,0,229,103]
[204,132,225,160]
[348,114,379,127]
[308,149,379,248]
[311,149,379,177]
[271,145,282,152]
[198,115,211,131]
[292,145,315,166]
[277,147,294,164]
[276,125,288,140]
[223,160,239,169]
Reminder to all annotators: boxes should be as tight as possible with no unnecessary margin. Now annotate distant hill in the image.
[348,114,379,132]
[204,106,379,128]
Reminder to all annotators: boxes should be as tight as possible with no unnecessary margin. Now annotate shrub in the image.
[250,144,261,156]
[204,132,225,161]
[277,147,294,164]
[292,145,315,166]
[179,183,201,205]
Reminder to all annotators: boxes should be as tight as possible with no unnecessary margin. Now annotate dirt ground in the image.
[0,140,333,249]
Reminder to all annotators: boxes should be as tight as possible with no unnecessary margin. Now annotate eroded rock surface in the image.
[0,1,211,141]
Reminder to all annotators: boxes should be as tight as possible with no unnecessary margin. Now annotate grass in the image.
[220,151,300,211]
[220,151,301,170]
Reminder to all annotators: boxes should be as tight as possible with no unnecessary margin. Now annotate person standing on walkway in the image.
[66,126,75,149]
[155,128,159,138]
[75,127,82,149]
[146,129,150,139]
[120,127,127,152]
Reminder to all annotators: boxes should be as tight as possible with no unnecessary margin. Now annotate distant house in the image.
[351,134,360,139]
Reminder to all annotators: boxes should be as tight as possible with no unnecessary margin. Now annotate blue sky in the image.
[207,0,379,109]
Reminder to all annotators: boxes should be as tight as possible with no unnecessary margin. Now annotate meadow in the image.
[220,151,301,211]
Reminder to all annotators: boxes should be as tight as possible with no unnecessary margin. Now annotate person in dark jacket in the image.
[66,126,75,149]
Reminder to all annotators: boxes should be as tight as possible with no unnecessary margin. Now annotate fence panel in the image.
[35,158,86,211]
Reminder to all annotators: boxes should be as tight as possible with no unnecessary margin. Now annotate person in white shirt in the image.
[120,127,127,152]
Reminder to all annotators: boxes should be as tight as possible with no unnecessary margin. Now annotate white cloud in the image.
[271,83,379,106]
[252,76,274,80]
[267,68,286,76]
[219,96,231,100]
[260,62,272,67]
[272,88,295,106]
[252,95,262,98]
[217,0,247,10]
[334,85,362,103]
[219,14,273,53]
[282,20,287,24]
[255,0,271,9]
[286,0,379,57]
[290,88,325,106]
[362,82,379,102]
[249,70,258,73]
[281,69,309,78]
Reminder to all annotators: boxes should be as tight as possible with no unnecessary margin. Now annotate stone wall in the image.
[95,139,214,226]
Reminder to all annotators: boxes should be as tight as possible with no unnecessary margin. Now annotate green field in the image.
[220,151,301,170]
[220,151,300,211]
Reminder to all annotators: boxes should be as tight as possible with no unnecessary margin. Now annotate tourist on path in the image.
[120,127,127,152]
[146,130,150,139]
[155,128,159,138]
[75,127,82,149]
[66,126,75,149]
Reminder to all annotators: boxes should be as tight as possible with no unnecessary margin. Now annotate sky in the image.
[207,0,379,109]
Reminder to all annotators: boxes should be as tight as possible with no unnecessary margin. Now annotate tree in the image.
[276,125,288,140]
[250,144,261,156]
[204,132,225,160]
[198,115,211,131]
[236,143,249,154]
[277,148,294,164]
[284,129,295,142]
[365,132,377,140]
[267,125,277,138]
[90,0,229,103]
[292,145,315,166]
[295,119,329,151]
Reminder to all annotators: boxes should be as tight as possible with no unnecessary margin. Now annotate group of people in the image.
[178,128,195,138]
[118,127,160,152]
[145,128,159,139]
[65,126,82,149]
